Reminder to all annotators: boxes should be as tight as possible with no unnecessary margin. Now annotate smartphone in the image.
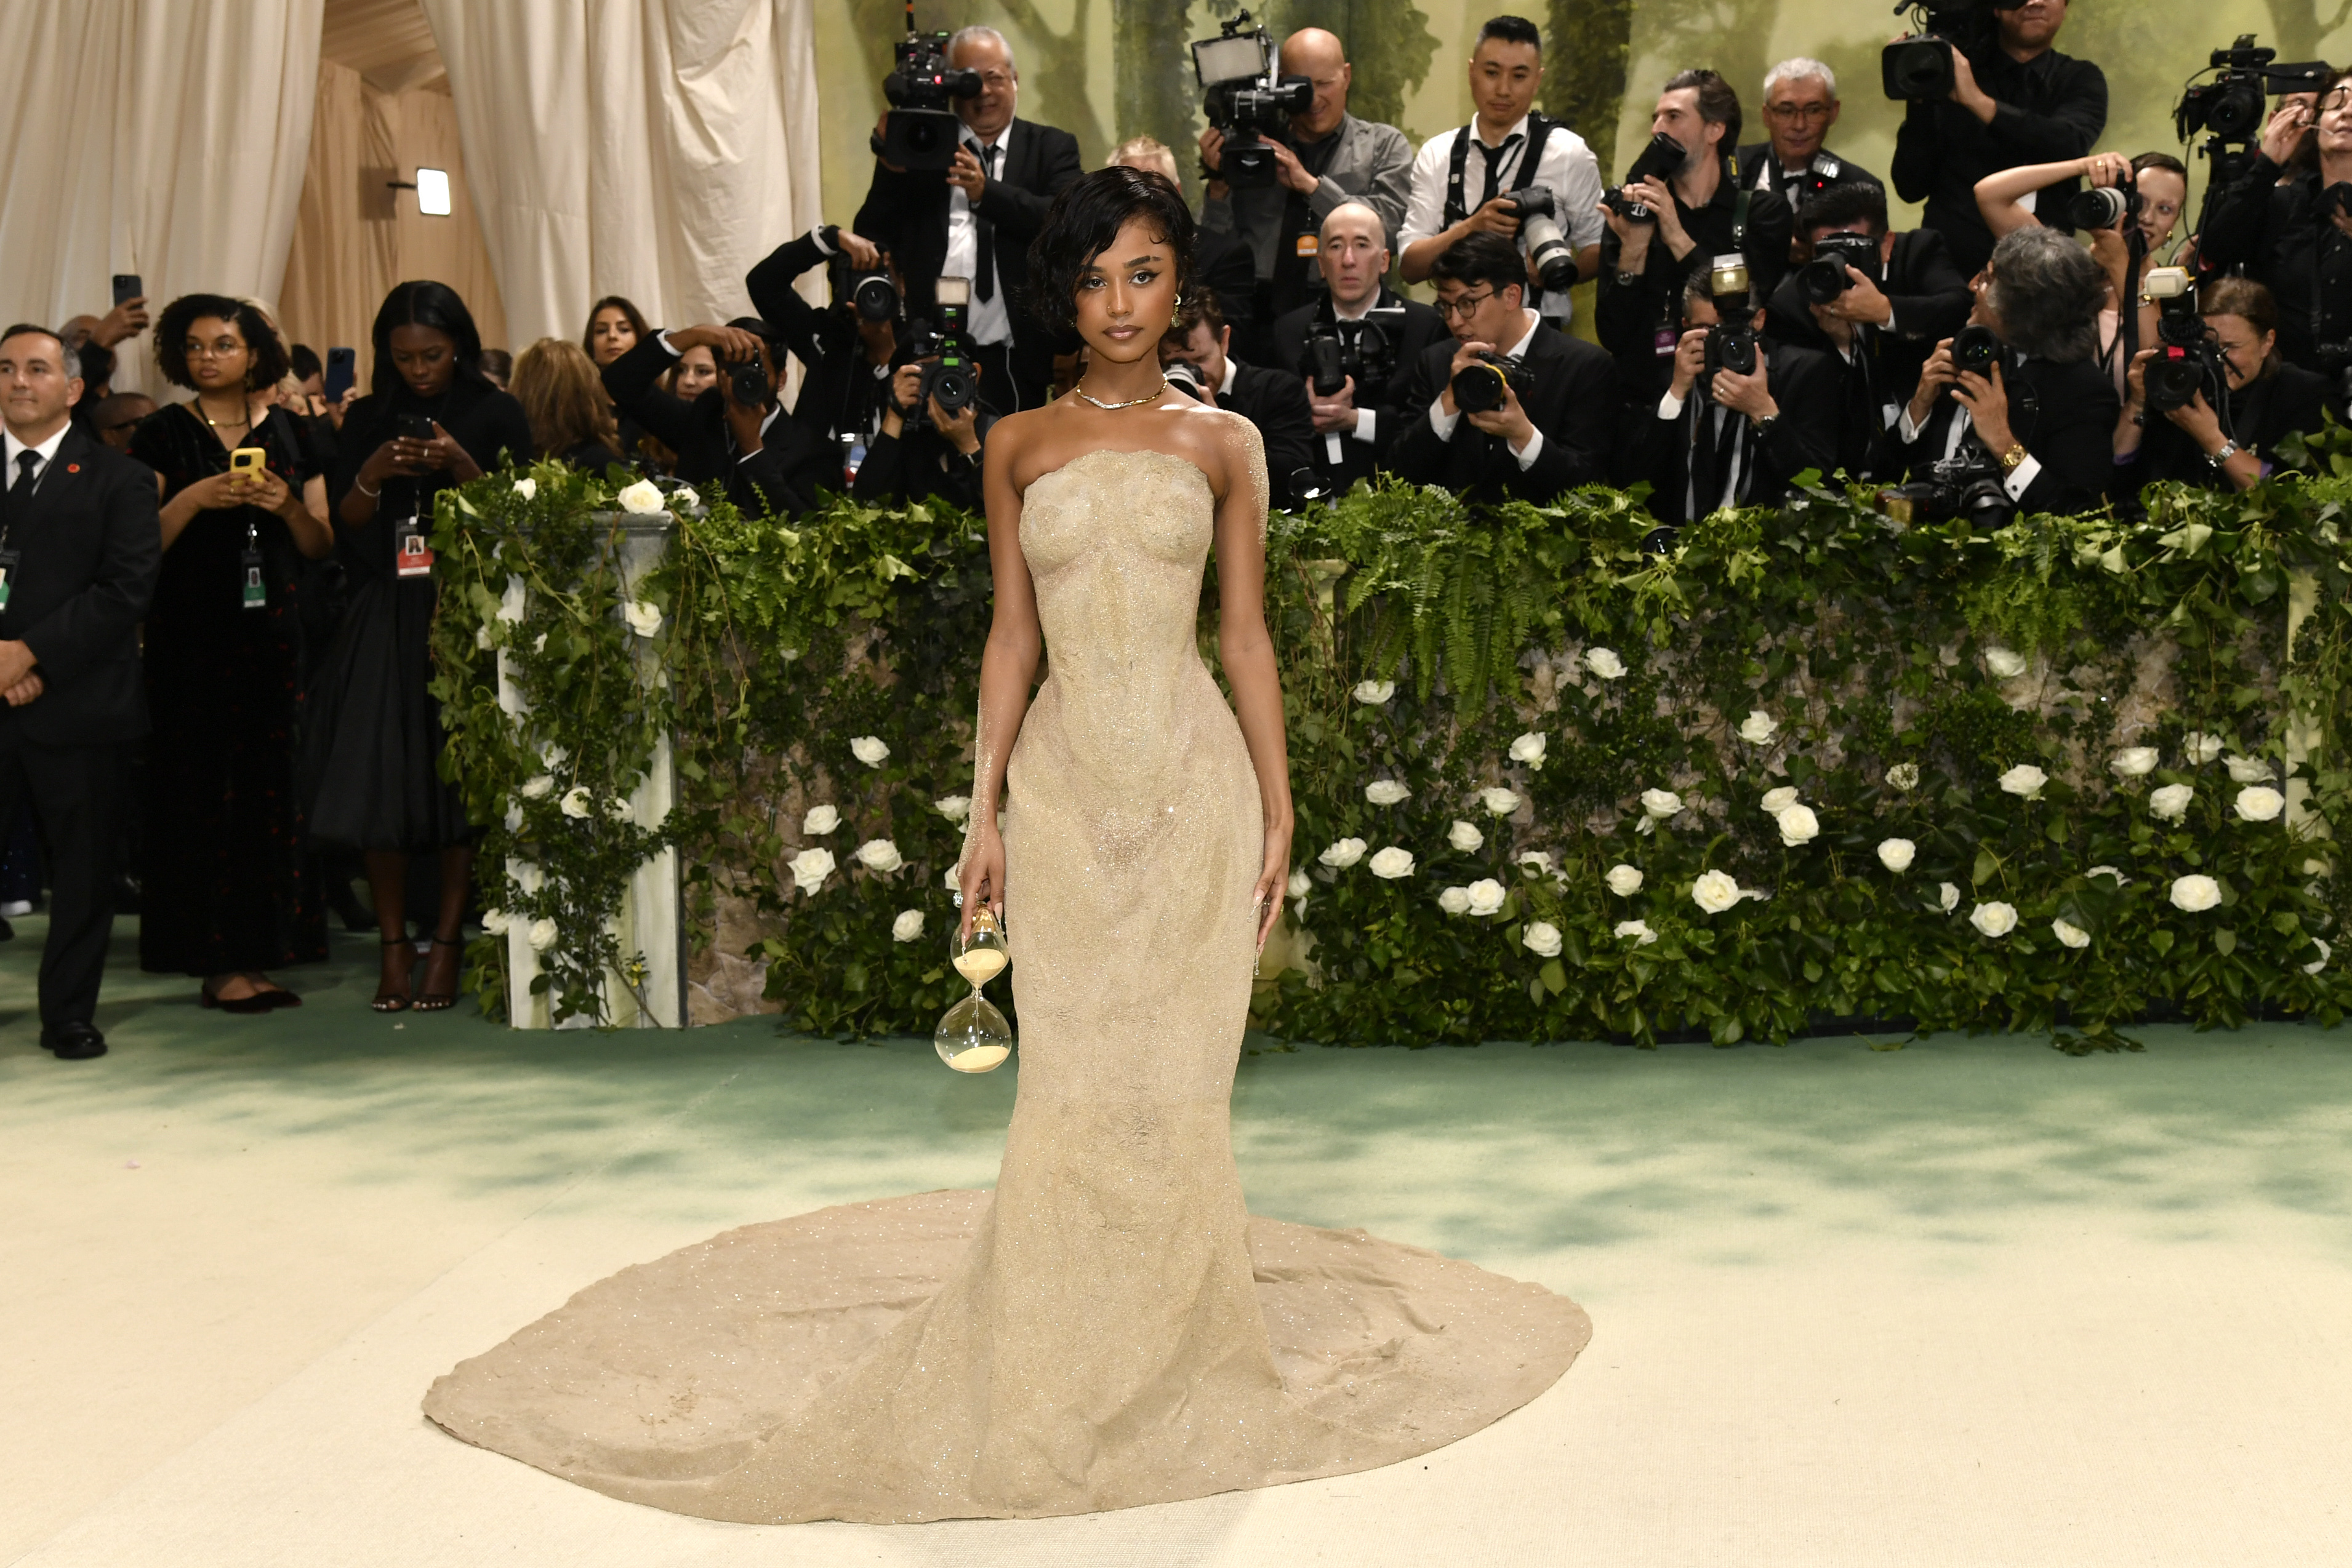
[229,447,267,484]
[323,346,356,404]
[111,274,142,307]
[398,414,436,442]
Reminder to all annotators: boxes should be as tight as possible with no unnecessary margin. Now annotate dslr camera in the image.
[1193,12,1311,188]
[1874,451,2015,527]
[1699,254,1759,392]
[1450,350,1533,414]
[1951,322,2003,376]
[902,276,977,428]
[1601,132,1687,225]
[876,15,981,172]
[828,250,899,324]
[1882,1,1997,102]
[2140,266,2226,415]
[728,340,774,410]
[2175,35,2330,144]
[2069,171,2141,232]
[1797,232,1882,305]
[1504,187,1580,291]
[1305,306,1408,398]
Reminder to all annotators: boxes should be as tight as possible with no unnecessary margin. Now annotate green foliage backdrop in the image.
[430,468,2352,1052]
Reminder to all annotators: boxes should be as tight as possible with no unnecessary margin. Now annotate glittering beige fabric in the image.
[422,436,1591,1524]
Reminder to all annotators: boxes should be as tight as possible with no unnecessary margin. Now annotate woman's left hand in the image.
[1254,819,1292,951]
[1953,358,2013,454]
[233,466,293,516]
[413,422,482,482]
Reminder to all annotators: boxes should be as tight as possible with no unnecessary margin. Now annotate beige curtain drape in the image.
[277,59,510,368]
[0,0,323,394]
[418,0,824,348]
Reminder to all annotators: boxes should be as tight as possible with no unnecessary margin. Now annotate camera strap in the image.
[1443,116,1552,227]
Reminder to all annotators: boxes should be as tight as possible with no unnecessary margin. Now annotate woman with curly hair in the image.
[509,337,624,470]
[126,294,336,1010]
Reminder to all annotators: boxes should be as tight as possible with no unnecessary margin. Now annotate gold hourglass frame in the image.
[935,895,1013,1072]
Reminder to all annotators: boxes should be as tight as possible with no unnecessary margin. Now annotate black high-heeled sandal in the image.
[373,937,415,1013]
[414,934,464,1012]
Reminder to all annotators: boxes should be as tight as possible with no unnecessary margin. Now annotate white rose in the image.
[802,804,840,836]
[512,477,537,500]
[1447,820,1485,852]
[1983,647,2028,679]
[520,774,554,800]
[934,794,971,822]
[1737,710,1778,745]
[1605,863,1644,897]
[475,623,495,650]
[891,908,925,943]
[1318,837,1367,869]
[2109,747,2159,778]
[1368,846,1416,879]
[527,917,560,953]
[606,794,633,821]
[1365,778,1412,806]
[2051,918,2091,949]
[1465,878,1507,916]
[1877,838,1916,873]
[2183,732,2225,765]
[1585,646,1628,679]
[1480,787,1521,817]
[1969,901,2018,937]
[1939,882,1961,913]
[480,908,512,935]
[854,838,904,873]
[944,863,963,891]
[1286,870,1312,899]
[849,735,890,767]
[2169,874,2223,913]
[2085,865,2129,884]
[2305,937,2332,976]
[1522,921,1563,958]
[541,743,569,770]
[497,575,528,623]
[1776,804,1821,847]
[672,486,700,510]
[1517,850,1555,878]
[1760,786,1800,815]
[2235,785,2286,823]
[616,478,665,514]
[1615,918,1658,946]
[1885,762,1920,793]
[2149,783,2196,822]
[787,846,837,894]
[560,786,593,819]
[2225,754,2273,784]
[1692,869,1741,914]
[1352,679,1395,704]
[531,631,547,654]
[1437,886,1472,915]
[1997,764,2048,800]
[1640,788,1684,820]
[623,599,663,637]
[1509,732,1547,769]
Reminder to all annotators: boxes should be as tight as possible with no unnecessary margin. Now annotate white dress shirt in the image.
[3,422,71,494]
[944,129,1013,346]
[1424,310,1546,470]
[1399,116,1605,322]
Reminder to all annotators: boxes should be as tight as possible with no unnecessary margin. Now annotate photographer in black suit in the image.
[2197,70,2352,382]
[1268,201,1446,496]
[746,223,902,474]
[1634,273,1840,520]
[1388,231,1615,503]
[856,356,992,511]
[1893,225,2117,514]
[1160,294,1317,502]
[1763,180,1973,478]
[854,26,1083,412]
[602,321,838,516]
[0,326,161,1060]
[1737,58,1883,229]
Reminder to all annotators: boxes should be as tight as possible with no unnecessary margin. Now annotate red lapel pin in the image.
[66,463,79,473]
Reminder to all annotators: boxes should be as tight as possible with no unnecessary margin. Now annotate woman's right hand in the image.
[2260,100,2310,166]
[957,818,1005,940]
[188,471,250,511]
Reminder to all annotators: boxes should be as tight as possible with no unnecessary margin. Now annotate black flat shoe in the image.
[41,1023,106,1060]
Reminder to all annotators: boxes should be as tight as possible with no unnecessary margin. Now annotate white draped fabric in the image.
[419,0,824,348]
[0,0,325,392]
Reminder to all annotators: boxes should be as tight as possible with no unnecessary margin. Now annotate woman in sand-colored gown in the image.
[422,169,1590,1525]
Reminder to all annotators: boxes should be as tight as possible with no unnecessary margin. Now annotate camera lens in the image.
[852,274,898,324]
[1798,257,1852,306]
[929,359,974,414]
[2067,187,2130,231]
[1953,325,2002,375]
[1450,361,1507,414]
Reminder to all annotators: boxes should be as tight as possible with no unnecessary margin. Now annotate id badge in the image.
[0,546,17,612]
[1655,327,1680,358]
[241,546,267,610]
[395,518,435,578]
[1294,234,1319,258]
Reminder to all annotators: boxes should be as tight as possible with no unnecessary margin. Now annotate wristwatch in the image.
[2209,439,2242,468]
[1750,413,1780,438]
[1998,441,2029,472]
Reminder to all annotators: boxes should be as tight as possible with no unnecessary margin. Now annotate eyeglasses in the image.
[183,341,244,358]
[1433,288,1498,321]
[2325,87,2352,110]
[1765,102,1834,121]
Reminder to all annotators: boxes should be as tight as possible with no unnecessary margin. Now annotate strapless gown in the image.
[422,432,1592,1523]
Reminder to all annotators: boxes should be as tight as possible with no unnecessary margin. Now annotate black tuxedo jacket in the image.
[1387,320,1616,503]
[1197,226,1261,364]
[1210,362,1318,505]
[747,228,896,445]
[603,334,840,516]
[1894,353,2119,516]
[0,426,160,745]
[852,118,1084,383]
[1629,342,1843,521]
[1269,290,1448,494]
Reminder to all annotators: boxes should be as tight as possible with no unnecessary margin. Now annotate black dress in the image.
[127,404,329,977]
[305,378,532,851]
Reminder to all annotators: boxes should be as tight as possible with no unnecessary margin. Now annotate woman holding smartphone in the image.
[308,281,530,1012]
[129,294,335,1010]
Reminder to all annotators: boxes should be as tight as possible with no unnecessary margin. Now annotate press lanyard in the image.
[241,519,265,610]
[395,513,435,577]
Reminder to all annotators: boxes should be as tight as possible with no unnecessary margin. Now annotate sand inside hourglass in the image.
[946,1043,1010,1071]
[952,947,1008,986]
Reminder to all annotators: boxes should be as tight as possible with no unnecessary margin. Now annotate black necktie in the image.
[13,449,39,492]
[969,140,998,303]
[1479,134,1523,207]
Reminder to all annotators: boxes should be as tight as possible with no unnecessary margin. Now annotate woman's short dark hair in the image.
[288,342,322,382]
[1429,231,1527,299]
[1024,166,1196,339]
[582,296,648,357]
[1664,68,1743,159]
[2201,275,2282,380]
[153,293,291,391]
[1985,226,2103,364]
[368,280,489,396]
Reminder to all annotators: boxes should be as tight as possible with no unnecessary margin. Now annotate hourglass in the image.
[934,894,1014,1072]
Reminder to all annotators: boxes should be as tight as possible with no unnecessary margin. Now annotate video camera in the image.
[2175,36,2329,144]
[2140,266,2225,414]
[829,252,899,324]
[1194,12,1311,188]
[1699,254,1758,393]
[1450,350,1532,414]
[1601,132,1687,225]
[1306,306,1409,397]
[875,3,981,172]
[902,276,976,429]
[1882,1,1998,102]
[1874,451,2015,527]
[1797,232,1882,306]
